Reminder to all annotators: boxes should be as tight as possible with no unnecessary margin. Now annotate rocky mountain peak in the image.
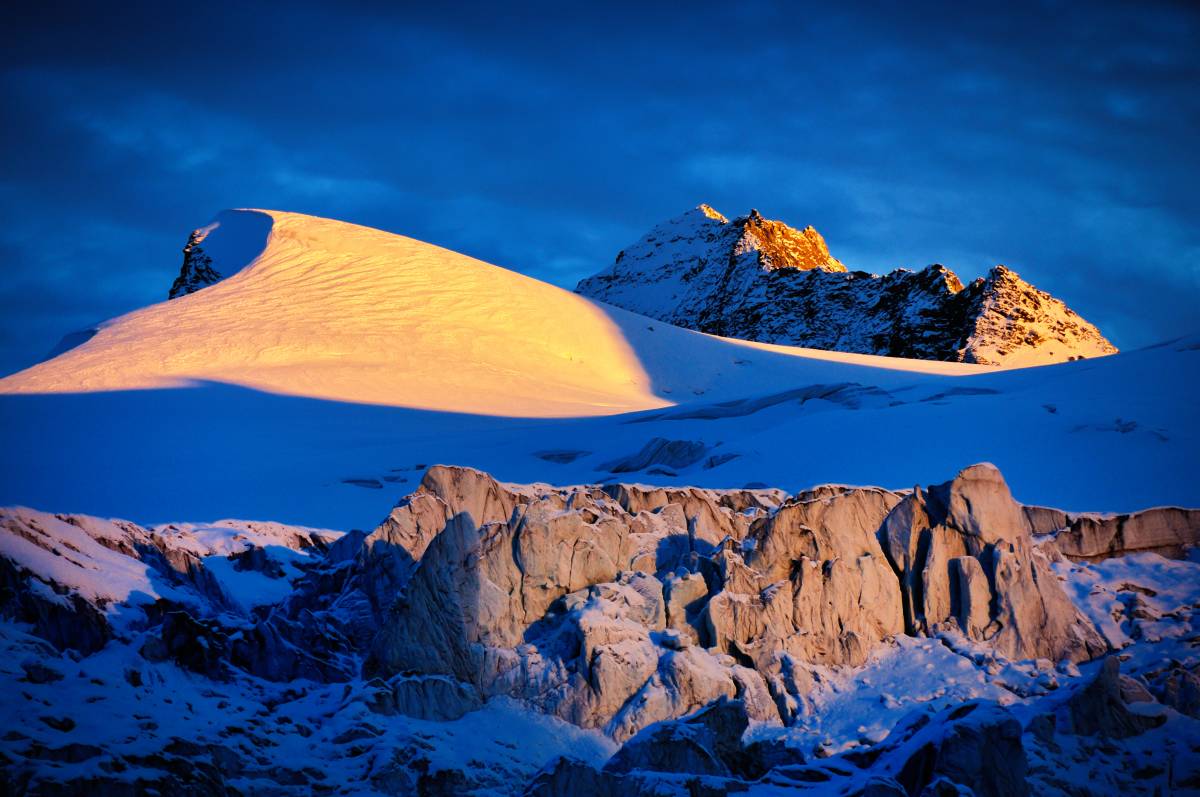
[578,204,849,336]
[577,206,1117,366]
[957,263,1118,365]
[168,223,224,299]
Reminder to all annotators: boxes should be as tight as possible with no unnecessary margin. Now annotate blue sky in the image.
[2,1,1197,376]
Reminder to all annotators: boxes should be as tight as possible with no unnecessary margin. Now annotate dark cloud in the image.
[2,0,1197,375]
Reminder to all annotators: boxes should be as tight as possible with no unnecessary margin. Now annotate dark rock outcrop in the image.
[603,697,749,777]
[0,556,111,655]
[1157,665,1200,718]
[168,226,225,299]
[1039,657,1166,740]
[891,702,1030,797]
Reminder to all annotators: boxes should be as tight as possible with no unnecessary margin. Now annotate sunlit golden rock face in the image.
[737,209,847,274]
[578,205,1117,367]
[688,204,846,274]
[956,264,1118,366]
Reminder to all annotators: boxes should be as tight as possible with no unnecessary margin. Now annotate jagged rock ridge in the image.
[577,205,1118,366]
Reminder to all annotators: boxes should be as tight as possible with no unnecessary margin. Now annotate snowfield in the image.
[0,209,1196,529]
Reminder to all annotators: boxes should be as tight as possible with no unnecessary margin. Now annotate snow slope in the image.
[0,210,1195,529]
[0,209,981,419]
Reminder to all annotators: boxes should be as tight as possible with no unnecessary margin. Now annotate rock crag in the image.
[168,224,225,299]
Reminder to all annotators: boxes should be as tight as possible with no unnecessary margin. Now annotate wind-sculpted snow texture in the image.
[3,463,1198,794]
[577,205,1118,366]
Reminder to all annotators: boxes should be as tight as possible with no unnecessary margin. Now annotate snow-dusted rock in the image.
[577,205,1117,366]
[524,756,623,797]
[166,210,273,300]
[603,696,748,777]
[0,506,344,682]
[1157,665,1200,718]
[599,437,710,474]
[1049,657,1166,738]
[365,673,484,721]
[1046,506,1200,561]
[356,463,1126,742]
[894,702,1030,797]
[1119,673,1156,704]
[881,464,1107,663]
[362,467,786,739]
[168,226,225,299]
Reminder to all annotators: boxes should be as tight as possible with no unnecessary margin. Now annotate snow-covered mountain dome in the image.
[0,209,984,418]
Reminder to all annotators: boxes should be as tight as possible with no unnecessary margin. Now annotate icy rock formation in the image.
[1020,656,1184,796]
[360,463,1114,737]
[1158,665,1200,718]
[1033,505,1200,561]
[602,696,750,777]
[877,700,1030,797]
[1051,657,1166,739]
[3,465,1199,795]
[881,463,1107,663]
[577,205,1117,366]
[168,224,225,299]
[362,468,787,741]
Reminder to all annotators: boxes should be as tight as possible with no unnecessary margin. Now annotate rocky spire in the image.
[168,226,224,299]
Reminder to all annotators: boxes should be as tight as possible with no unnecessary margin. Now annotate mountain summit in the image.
[576,206,1118,366]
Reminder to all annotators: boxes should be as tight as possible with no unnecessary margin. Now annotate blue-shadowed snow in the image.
[0,210,1195,530]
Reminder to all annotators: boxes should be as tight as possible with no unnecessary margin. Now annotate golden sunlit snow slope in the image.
[0,210,985,417]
